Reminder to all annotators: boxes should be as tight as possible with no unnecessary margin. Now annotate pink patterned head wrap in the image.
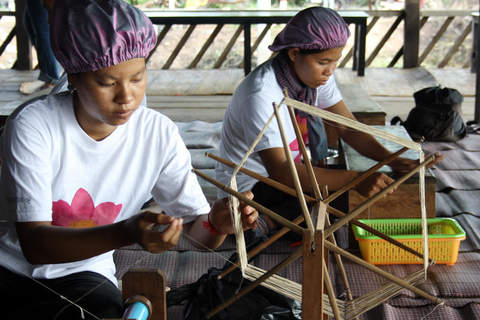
[268,6,350,52]
[50,0,157,74]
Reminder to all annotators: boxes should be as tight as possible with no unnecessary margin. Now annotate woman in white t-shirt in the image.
[0,0,258,319]
[216,7,443,235]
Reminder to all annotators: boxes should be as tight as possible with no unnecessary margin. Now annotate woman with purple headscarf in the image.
[0,0,258,318]
[216,6,443,236]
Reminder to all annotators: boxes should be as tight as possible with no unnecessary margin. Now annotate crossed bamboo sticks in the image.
[192,95,443,319]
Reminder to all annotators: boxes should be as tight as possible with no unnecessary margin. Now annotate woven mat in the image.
[338,251,480,299]
[434,169,480,191]
[422,134,480,152]
[428,149,480,171]
[437,189,480,216]
[454,214,480,252]
[362,301,480,320]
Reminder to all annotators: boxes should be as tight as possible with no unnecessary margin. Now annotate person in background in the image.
[0,0,258,319]
[215,6,443,236]
[19,0,60,95]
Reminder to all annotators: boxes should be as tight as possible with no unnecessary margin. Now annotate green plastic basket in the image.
[352,218,466,265]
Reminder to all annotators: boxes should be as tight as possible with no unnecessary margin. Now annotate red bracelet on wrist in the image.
[203,213,225,236]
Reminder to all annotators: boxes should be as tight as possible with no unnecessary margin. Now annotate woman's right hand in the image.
[123,211,183,254]
[352,171,396,198]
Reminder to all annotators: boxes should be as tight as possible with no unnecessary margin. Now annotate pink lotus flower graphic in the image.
[289,139,301,163]
[52,188,122,228]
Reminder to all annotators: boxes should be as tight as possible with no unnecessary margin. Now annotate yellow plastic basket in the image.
[352,218,466,265]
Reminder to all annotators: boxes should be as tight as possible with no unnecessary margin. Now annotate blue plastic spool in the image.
[122,295,152,320]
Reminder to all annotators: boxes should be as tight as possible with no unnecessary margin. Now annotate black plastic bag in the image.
[391,86,467,142]
[413,85,464,106]
[183,266,302,320]
[167,235,302,320]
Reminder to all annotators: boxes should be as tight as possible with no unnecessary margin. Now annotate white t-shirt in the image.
[215,59,342,198]
[0,91,210,284]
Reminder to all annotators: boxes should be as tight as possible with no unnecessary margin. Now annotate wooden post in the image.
[14,0,33,70]
[302,230,325,320]
[122,269,167,320]
[404,0,420,68]
[474,12,480,123]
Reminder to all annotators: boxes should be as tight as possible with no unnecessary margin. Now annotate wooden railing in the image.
[0,10,15,66]
[0,5,477,72]
[145,10,368,75]
[359,9,476,69]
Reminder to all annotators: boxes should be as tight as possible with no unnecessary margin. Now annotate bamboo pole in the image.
[284,89,322,201]
[324,240,443,305]
[218,214,305,279]
[285,97,328,231]
[325,210,356,309]
[193,169,304,235]
[325,155,435,238]
[272,102,315,234]
[322,185,358,320]
[323,257,342,320]
[206,152,316,203]
[205,153,429,261]
[323,145,410,204]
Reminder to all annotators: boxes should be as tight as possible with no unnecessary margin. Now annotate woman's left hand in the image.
[208,190,259,235]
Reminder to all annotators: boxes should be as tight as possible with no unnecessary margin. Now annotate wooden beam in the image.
[339,16,379,69]
[146,24,172,64]
[214,25,243,69]
[122,269,167,320]
[475,12,480,123]
[189,24,224,69]
[302,230,325,320]
[404,0,421,68]
[14,0,33,70]
[367,13,404,67]
[418,16,453,65]
[389,16,428,67]
[163,24,196,70]
[438,22,472,68]
[0,27,15,58]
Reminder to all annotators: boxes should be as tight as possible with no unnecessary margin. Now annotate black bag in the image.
[166,235,302,320]
[391,86,467,142]
[182,266,302,320]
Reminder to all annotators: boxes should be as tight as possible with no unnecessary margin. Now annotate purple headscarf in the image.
[50,0,157,74]
[268,6,350,52]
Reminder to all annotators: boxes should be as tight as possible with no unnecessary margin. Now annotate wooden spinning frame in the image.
[193,92,444,320]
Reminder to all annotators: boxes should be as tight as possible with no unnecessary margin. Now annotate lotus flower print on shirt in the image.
[290,114,307,163]
[52,188,122,228]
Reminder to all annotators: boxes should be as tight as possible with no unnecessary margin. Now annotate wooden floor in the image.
[0,67,477,124]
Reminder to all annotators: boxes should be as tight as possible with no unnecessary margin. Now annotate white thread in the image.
[229,177,248,275]
[234,276,245,295]
[228,110,278,272]
[420,302,444,320]
[53,298,86,320]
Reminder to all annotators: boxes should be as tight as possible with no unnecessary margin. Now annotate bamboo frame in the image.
[203,154,431,262]
[194,93,443,319]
